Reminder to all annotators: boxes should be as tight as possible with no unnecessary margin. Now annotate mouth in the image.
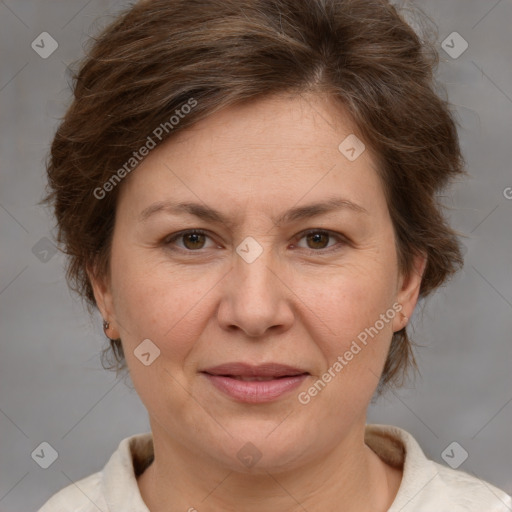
[202,361,309,379]
[201,362,309,403]
[214,375,304,381]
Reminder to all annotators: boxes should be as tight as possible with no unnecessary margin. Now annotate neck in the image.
[137,421,402,512]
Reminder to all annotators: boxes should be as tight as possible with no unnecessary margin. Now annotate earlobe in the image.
[87,265,120,339]
[393,252,427,332]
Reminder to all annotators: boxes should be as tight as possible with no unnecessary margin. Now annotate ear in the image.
[392,251,427,332]
[87,264,120,339]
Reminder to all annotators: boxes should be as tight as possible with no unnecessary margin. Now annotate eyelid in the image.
[163,228,348,254]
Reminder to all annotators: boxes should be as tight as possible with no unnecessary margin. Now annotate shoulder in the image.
[366,424,512,512]
[37,471,105,512]
[427,460,512,511]
[37,432,153,512]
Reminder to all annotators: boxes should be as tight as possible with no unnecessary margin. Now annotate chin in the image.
[201,417,316,472]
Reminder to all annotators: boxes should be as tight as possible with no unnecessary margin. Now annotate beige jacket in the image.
[38,424,512,511]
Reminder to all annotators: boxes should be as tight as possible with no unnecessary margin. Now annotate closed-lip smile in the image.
[201,362,309,403]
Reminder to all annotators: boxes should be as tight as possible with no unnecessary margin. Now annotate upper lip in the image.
[202,362,309,378]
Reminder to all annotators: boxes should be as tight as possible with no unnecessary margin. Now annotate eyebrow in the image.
[138,196,368,226]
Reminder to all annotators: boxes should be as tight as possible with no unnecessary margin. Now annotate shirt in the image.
[38,424,512,511]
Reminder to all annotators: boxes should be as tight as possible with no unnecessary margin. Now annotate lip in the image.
[202,362,308,378]
[201,362,309,403]
[202,373,308,403]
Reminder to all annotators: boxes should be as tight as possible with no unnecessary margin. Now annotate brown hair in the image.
[44,0,465,390]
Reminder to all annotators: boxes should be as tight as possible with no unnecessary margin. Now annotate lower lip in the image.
[202,373,308,403]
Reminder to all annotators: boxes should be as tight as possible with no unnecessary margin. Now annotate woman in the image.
[39,0,512,510]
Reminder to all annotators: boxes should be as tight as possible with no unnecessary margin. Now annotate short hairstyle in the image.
[44,0,465,391]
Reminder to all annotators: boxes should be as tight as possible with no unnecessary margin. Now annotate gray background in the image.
[1,1,511,510]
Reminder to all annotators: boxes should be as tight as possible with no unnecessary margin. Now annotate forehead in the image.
[117,93,386,219]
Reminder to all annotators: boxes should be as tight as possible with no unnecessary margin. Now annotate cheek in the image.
[295,273,399,417]
[110,253,220,359]
[295,254,398,346]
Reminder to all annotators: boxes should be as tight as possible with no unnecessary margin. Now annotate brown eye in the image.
[294,229,346,254]
[165,230,214,251]
[305,231,330,249]
[182,232,206,250]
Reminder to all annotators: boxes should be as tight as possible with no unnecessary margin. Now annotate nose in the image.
[216,241,295,338]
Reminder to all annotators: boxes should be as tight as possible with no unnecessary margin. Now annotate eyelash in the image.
[163,228,348,255]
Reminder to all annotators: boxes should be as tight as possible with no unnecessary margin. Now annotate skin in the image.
[90,92,426,512]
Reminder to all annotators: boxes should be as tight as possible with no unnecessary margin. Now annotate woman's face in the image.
[92,93,424,472]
